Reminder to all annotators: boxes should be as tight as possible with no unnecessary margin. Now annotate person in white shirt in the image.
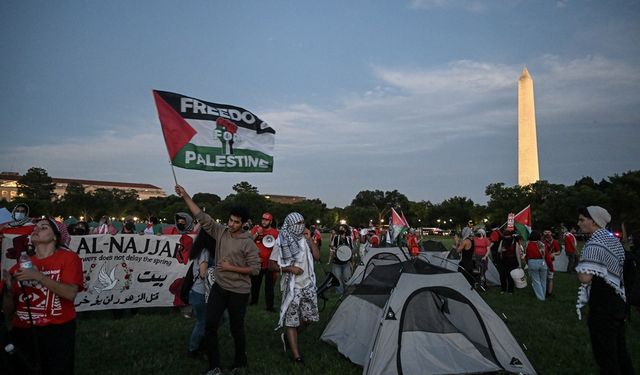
[269,212,320,364]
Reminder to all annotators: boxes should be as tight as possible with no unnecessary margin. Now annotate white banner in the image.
[1,234,194,311]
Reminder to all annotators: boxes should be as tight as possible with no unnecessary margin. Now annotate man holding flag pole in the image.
[154,90,274,374]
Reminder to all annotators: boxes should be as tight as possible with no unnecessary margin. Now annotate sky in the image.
[1,1,639,208]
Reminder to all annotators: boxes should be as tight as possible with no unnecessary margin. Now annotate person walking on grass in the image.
[175,185,261,375]
[269,214,320,364]
[576,206,634,375]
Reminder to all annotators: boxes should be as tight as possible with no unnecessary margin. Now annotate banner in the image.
[2,234,194,311]
[153,90,275,172]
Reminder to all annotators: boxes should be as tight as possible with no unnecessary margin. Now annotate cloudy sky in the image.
[1,1,639,208]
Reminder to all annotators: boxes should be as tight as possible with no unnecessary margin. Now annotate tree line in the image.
[5,167,639,237]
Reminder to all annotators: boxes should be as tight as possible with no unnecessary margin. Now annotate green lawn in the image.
[75,235,640,374]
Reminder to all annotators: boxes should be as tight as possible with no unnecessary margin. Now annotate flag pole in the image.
[169,161,179,186]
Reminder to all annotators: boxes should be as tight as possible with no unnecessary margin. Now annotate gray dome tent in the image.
[321,258,536,374]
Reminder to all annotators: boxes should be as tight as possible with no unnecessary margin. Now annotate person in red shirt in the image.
[250,212,279,311]
[407,230,420,257]
[2,217,84,375]
[523,230,550,301]
[563,227,578,273]
[473,229,492,288]
[542,229,561,297]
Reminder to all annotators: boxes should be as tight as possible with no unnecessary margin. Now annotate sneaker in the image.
[293,357,304,365]
[205,368,222,375]
[280,332,288,352]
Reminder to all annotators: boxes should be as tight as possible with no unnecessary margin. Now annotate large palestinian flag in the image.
[513,205,532,241]
[153,90,275,172]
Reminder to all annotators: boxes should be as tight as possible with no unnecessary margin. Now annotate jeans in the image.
[527,259,548,301]
[250,268,275,310]
[188,289,206,352]
[205,283,249,369]
[331,263,352,294]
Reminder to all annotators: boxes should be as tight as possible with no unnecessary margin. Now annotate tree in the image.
[232,181,259,194]
[431,196,476,229]
[350,189,410,224]
[58,182,91,219]
[17,167,55,200]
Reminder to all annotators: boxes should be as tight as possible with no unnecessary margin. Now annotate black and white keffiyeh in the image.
[279,212,305,261]
[575,228,626,318]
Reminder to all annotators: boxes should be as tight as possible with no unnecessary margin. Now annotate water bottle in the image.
[19,252,32,269]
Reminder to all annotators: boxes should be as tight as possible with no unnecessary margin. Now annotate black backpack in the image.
[623,251,640,312]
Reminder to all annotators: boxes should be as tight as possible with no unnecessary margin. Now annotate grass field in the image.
[75,235,640,374]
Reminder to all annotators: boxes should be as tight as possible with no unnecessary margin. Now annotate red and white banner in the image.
[2,234,195,311]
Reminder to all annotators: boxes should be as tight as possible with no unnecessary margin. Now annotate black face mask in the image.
[176,223,186,231]
[74,227,87,235]
[339,230,345,235]
[125,222,135,231]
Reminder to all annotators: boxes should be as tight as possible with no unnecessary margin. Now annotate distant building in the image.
[263,194,306,204]
[0,171,165,202]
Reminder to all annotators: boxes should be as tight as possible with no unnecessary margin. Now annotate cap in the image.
[262,213,273,221]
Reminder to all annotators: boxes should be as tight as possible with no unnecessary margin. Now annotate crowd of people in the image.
[0,199,636,374]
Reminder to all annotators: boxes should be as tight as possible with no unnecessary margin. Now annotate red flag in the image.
[400,211,410,227]
[514,205,531,226]
[153,90,197,160]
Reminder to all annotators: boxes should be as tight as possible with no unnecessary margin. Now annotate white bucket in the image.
[510,268,527,289]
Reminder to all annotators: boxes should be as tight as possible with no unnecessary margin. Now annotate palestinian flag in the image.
[390,208,408,242]
[513,205,532,241]
[153,90,275,172]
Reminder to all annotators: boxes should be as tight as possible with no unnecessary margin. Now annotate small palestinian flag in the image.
[513,205,532,241]
[153,90,275,173]
[390,208,408,242]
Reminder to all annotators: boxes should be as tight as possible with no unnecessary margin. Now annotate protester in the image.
[250,212,279,312]
[575,206,634,374]
[120,217,137,234]
[523,230,549,301]
[542,228,560,297]
[497,230,519,294]
[71,221,89,236]
[143,216,160,235]
[269,215,320,363]
[175,185,260,375]
[0,203,34,237]
[407,229,420,257]
[473,229,492,289]
[488,225,502,265]
[563,226,578,273]
[454,227,475,287]
[92,216,116,235]
[167,212,196,235]
[329,225,353,295]
[187,229,216,358]
[2,218,84,375]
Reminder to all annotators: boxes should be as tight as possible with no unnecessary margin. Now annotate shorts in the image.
[547,271,554,280]
[284,285,319,327]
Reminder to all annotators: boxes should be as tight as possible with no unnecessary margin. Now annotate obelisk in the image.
[518,67,540,186]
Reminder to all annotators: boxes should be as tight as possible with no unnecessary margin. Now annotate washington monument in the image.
[518,67,540,186]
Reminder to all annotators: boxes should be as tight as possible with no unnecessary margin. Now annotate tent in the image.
[421,239,448,252]
[346,246,410,287]
[419,249,501,287]
[321,258,535,375]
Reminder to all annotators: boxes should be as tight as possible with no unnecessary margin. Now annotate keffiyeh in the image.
[575,228,626,306]
[278,212,305,261]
